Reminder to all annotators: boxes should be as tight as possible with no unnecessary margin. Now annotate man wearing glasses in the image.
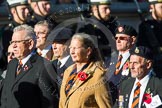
[34,20,53,60]
[0,0,34,76]
[106,25,137,105]
[0,24,58,108]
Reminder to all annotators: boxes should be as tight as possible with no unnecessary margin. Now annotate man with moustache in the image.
[114,46,162,108]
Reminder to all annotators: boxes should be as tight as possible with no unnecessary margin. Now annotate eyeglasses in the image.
[6,52,14,56]
[115,37,129,41]
[35,31,49,36]
[69,46,83,50]
[9,39,30,44]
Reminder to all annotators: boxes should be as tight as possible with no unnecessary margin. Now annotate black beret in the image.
[130,46,153,60]
[48,28,73,42]
[115,25,137,37]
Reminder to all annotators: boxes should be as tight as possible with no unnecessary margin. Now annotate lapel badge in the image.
[118,26,124,33]
[23,65,29,71]
[135,47,139,54]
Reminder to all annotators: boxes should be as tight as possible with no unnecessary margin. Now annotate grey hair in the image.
[34,20,52,33]
[72,33,97,48]
[13,24,36,40]
[72,33,104,66]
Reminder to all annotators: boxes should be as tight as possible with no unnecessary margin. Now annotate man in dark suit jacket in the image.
[114,46,162,108]
[48,28,74,91]
[0,24,58,108]
[106,25,137,104]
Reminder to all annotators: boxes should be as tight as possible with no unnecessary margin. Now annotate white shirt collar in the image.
[37,45,52,57]
[135,70,152,86]
[129,70,152,108]
[59,55,70,68]
[21,53,33,67]
[119,51,130,58]
[119,51,130,69]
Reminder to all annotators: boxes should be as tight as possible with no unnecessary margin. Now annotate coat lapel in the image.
[65,62,97,104]
[14,60,33,84]
[123,78,135,108]
[12,54,37,89]
[141,75,154,107]
[107,55,118,78]
[8,59,18,88]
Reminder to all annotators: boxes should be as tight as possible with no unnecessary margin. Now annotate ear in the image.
[10,8,16,14]
[87,47,92,57]
[91,5,97,12]
[28,39,35,50]
[150,4,155,12]
[146,60,152,69]
[131,36,136,45]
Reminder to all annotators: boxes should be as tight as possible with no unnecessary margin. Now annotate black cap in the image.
[116,25,137,37]
[130,46,153,60]
[48,28,73,42]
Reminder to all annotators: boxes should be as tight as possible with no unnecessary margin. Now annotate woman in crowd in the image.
[59,33,112,108]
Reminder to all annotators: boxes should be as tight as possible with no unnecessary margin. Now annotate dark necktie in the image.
[131,82,141,108]
[57,60,61,69]
[115,54,123,75]
[17,60,23,75]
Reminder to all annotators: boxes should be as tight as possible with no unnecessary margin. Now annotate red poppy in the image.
[78,72,88,81]
[23,65,29,71]
[143,93,152,104]
[123,61,129,70]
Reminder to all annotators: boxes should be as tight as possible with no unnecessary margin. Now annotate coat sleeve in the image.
[38,61,59,108]
[59,68,71,108]
[95,77,113,108]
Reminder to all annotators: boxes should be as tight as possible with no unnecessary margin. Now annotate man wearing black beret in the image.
[107,25,137,105]
[50,28,74,93]
[113,46,162,108]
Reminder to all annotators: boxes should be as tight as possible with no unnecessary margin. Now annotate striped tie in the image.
[57,60,61,69]
[115,55,123,75]
[65,69,77,95]
[131,82,141,108]
[38,52,42,56]
[17,60,23,75]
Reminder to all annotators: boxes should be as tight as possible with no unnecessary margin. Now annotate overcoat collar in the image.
[65,62,100,105]
[11,54,38,90]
